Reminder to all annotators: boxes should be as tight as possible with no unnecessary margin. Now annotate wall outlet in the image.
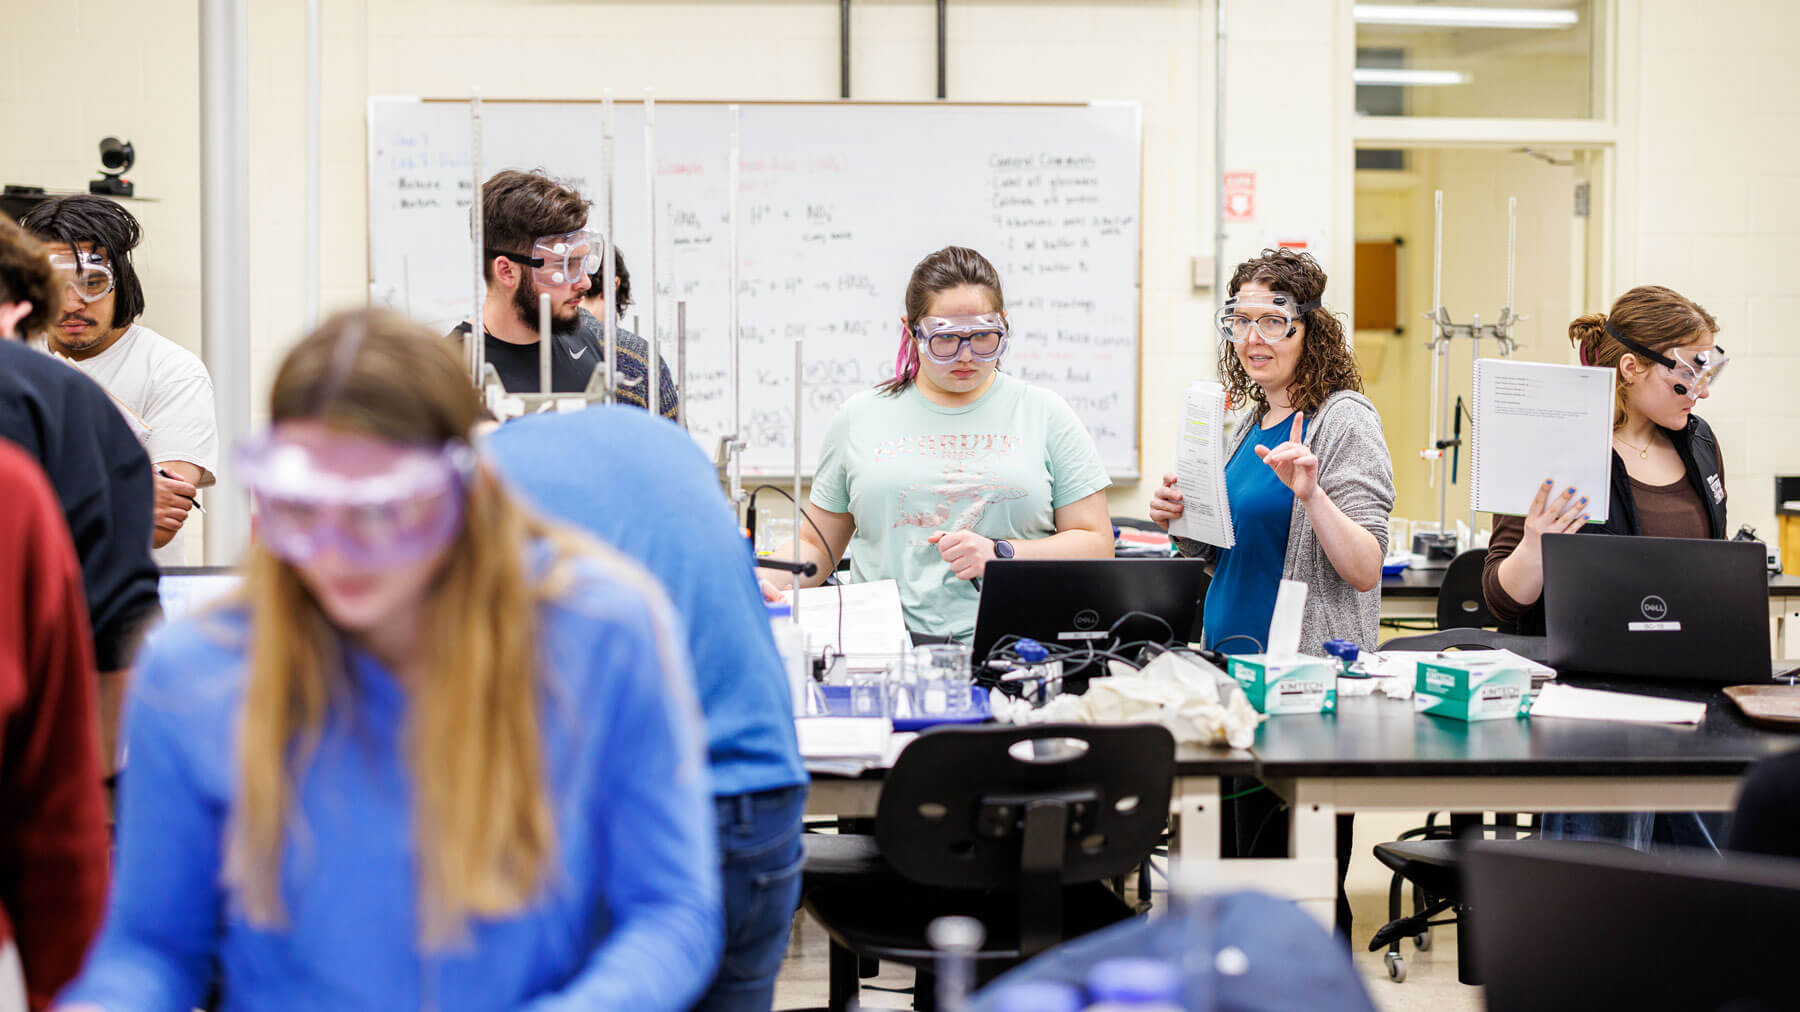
[1191,254,1216,291]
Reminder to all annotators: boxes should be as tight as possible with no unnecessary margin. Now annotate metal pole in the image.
[303,0,321,332]
[1468,311,1480,535]
[469,90,486,385]
[1212,0,1227,297]
[200,0,252,562]
[645,89,661,418]
[936,0,947,100]
[794,337,805,615]
[676,300,689,431]
[1505,196,1518,314]
[602,90,618,405]
[1431,190,1444,317]
[728,105,744,505]
[840,0,851,99]
[538,292,552,394]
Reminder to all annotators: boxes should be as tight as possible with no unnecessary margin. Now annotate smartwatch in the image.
[992,538,1015,560]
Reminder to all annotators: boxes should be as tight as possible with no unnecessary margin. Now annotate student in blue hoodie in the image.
[487,406,808,1012]
[58,311,720,1012]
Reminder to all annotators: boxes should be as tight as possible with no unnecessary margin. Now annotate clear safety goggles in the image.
[1607,323,1729,401]
[1215,292,1319,344]
[46,251,116,303]
[489,229,606,287]
[235,430,476,567]
[912,313,1009,364]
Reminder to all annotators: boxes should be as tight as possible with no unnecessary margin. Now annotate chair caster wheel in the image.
[1415,928,1432,951]
[1385,952,1407,982]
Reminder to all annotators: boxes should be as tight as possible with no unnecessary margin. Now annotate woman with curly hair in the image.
[1150,248,1394,657]
[1148,251,1394,922]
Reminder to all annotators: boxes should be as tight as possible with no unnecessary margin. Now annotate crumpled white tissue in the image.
[990,649,1264,750]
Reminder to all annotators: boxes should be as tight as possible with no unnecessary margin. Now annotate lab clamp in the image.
[1414,191,1524,568]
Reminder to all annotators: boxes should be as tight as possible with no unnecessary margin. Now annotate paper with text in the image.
[1471,359,1615,522]
[785,579,911,664]
[1167,381,1236,549]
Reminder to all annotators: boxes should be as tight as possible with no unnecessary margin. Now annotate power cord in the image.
[748,484,843,670]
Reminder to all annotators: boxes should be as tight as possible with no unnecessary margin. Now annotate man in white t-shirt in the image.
[23,196,219,566]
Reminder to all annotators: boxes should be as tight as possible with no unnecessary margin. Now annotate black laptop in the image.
[1466,840,1800,1011]
[969,559,1209,665]
[1541,534,1769,682]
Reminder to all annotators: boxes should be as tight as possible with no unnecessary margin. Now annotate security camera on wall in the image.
[89,137,135,197]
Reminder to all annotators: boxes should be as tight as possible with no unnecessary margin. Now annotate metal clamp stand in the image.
[719,104,747,511]
[1418,192,1524,561]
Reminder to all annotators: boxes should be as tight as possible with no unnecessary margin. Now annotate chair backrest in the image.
[1111,515,1164,533]
[1434,548,1496,630]
[875,722,1175,891]
[1466,840,1800,1012]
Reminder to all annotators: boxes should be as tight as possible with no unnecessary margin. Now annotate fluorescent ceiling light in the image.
[1354,5,1580,29]
[1354,67,1473,86]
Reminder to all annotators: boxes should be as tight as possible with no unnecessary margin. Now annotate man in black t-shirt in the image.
[449,170,678,421]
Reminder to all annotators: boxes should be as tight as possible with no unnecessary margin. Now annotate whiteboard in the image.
[367,99,1142,476]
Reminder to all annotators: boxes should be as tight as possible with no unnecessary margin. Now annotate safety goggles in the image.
[912,313,1009,364]
[1215,292,1320,344]
[488,228,606,287]
[1606,322,1728,401]
[46,251,116,303]
[235,431,476,567]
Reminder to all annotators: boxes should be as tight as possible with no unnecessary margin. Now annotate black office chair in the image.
[1434,548,1497,630]
[1110,515,1163,532]
[797,723,1175,1011]
[1366,629,1545,986]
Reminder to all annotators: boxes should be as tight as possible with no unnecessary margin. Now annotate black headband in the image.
[1602,319,1679,371]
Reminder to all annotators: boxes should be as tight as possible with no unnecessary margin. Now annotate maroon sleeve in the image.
[0,442,109,1010]
[1481,514,1533,624]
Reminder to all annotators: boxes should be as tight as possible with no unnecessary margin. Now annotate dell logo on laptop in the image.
[1641,596,1669,621]
[1073,609,1101,631]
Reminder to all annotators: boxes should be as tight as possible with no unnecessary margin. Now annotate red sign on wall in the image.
[1224,172,1256,223]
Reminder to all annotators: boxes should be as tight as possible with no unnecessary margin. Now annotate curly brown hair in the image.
[0,211,57,339]
[1218,249,1362,416]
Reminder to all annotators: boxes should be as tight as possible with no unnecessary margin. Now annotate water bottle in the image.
[1083,958,1182,1011]
[767,602,814,715]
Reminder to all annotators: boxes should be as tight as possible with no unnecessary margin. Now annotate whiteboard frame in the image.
[365,96,1145,481]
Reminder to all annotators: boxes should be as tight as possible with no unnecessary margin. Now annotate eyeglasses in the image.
[46,251,116,303]
[913,314,1009,364]
[487,228,606,287]
[1606,322,1729,401]
[235,432,475,567]
[1216,292,1319,345]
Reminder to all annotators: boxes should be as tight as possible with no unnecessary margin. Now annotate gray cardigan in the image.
[1176,389,1396,653]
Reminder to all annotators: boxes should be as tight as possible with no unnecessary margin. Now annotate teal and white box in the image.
[1414,655,1533,722]
[1228,654,1337,715]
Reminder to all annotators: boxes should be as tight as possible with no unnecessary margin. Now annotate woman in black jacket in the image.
[1482,284,1728,849]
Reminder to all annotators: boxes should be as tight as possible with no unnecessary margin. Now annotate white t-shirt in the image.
[47,324,219,566]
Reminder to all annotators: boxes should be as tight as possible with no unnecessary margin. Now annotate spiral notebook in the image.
[1167,380,1236,548]
[1470,359,1615,522]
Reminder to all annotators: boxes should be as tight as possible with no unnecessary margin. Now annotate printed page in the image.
[1167,381,1237,549]
[785,578,911,663]
[1471,360,1615,522]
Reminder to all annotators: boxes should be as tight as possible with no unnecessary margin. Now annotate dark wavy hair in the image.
[0,211,58,338]
[20,194,146,330]
[878,246,1005,396]
[1218,248,1361,415]
[585,246,630,313]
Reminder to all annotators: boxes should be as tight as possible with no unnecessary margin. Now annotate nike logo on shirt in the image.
[569,345,587,360]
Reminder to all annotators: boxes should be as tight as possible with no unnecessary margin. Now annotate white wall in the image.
[5,0,1362,553]
[22,1,1791,556]
[1626,0,1800,543]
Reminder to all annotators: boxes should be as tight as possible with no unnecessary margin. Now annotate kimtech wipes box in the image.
[1228,655,1337,715]
[1414,654,1533,722]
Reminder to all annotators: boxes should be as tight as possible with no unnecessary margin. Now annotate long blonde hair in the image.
[227,310,565,946]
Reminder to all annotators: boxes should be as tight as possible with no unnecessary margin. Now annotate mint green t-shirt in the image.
[810,372,1111,642]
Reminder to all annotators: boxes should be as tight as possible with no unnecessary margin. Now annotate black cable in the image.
[1208,633,1264,655]
[748,483,844,666]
